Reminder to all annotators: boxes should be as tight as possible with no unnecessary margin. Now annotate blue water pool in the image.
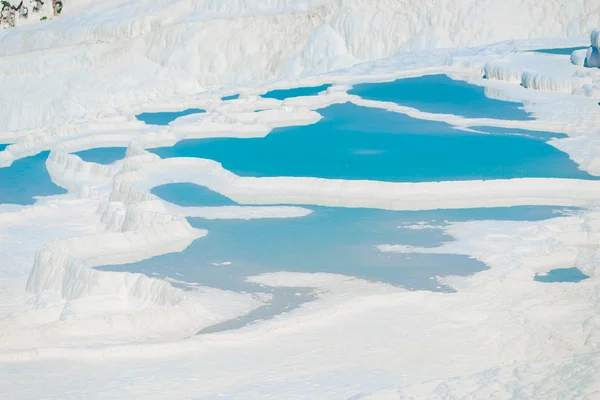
[98,208,487,293]
[349,74,532,120]
[150,103,593,181]
[260,84,332,100]
[0,144,8,152]
[530,46,588,55]
[0,151,67,205]
[98,203,575,330]
[535,267,589,283]
[222,94,240,101]
[99,182,576,332]
[136,108,205,126]
[151,183,236,207]
[101,182,575,293]
[73,147,127,165]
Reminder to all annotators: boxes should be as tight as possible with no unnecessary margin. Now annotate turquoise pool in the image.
[73,147,127,165]
[0,151,67,205]
[260,84,332,100]
[530,46,588,55]
[349,74,532,120]
[535,267,589,283]
[136,108,206,126]
[150,103,593,182]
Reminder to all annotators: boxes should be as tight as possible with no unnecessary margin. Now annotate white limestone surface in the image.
[2,1,600,398]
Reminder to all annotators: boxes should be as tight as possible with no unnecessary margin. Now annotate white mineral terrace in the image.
[1,1,600,399]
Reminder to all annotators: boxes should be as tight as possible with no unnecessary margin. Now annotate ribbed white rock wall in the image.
[46,151,119,190]
[18,138,207,316]
[521,70,593,93]
[26,219,203,306]
[484,48,600,96]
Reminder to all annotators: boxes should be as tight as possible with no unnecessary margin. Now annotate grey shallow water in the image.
[98,183,576,334]
[73,147,127,165]
[535,267,589,283]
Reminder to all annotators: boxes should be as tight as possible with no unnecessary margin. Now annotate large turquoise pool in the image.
[150,103,593,182]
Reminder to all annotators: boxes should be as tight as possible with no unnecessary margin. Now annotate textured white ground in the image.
[2,1,600,399]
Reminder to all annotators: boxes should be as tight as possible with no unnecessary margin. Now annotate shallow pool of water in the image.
[152,183,236,206]
[98,209,486,291]
[530,46,588,55]
[0,151,67,205]
[535,267,589,283]
[73,147,127,165]
[136,108,206,126]
[222,94,240,101]
[101,183,575,293]
[100,182,576,333]
[150,103,593,181]
[349,74,532,120]
[260,84,332,100]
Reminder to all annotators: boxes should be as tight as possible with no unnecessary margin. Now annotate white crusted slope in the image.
[1,0,598,132]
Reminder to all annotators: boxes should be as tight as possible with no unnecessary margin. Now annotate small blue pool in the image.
[530,46,588,55]
[535,267,589,283]
[136,108,206,126]
[73,147,127,165]
[151,183,236,207]
[349,74,532,120]
[0,151,67,205]
[222,94,240,101]
[260,84,332,100]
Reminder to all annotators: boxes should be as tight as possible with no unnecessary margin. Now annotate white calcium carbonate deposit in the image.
[1,1,600,399]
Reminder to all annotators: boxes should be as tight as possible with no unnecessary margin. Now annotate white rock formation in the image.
[1,0,599,131]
